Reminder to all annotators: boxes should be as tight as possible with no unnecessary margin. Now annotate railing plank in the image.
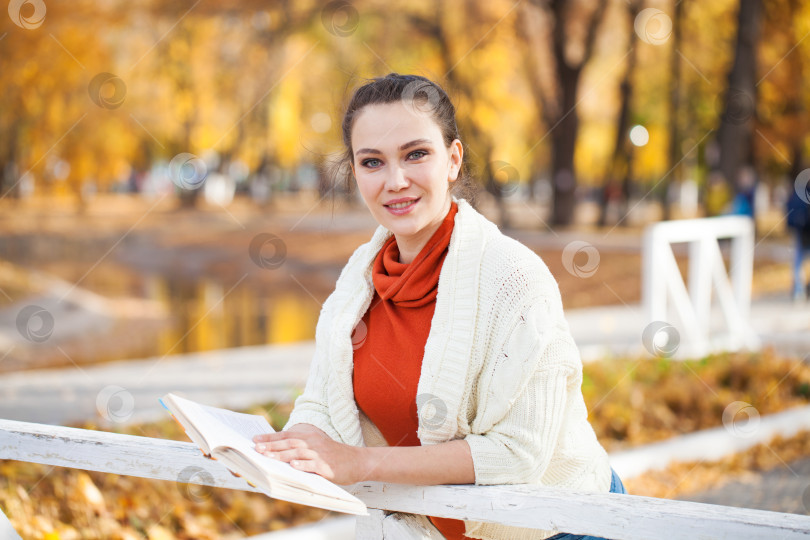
[1,507,23,540]
[350,483,810,540]
[354,509,385,539]
[641,216,759,358]
[2,420,810,539]
[0,419,258,492]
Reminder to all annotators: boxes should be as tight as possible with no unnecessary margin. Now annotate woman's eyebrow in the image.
[399,138,432,151]
[356,138,433,156]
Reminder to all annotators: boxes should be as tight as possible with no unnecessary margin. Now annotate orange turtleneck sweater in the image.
[352,201,465,539]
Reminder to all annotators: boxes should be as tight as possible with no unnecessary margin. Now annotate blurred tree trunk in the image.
[663,0,685,221]
[788,0,807,181]
[516,18,547,209]
[481,145,511,229]
[524,0,607,227]
[408,1,507,223]
[774,0,807,182]
[165,24,202,210]
[716,0,762,193]
[0,51,25,200]
[0,121,21,199]
[599,0,641,228]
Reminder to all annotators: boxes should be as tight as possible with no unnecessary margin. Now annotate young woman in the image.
[253,73,626,540]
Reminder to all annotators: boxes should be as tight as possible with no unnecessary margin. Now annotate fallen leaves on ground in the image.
[626,429,810,500]
[583,347,810,451]
[0,403,328,540]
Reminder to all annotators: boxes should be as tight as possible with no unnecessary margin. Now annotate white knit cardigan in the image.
[285,198,612,539]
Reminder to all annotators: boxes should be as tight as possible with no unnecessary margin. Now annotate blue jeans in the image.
[545,468,627,540]
[792,229,810,299]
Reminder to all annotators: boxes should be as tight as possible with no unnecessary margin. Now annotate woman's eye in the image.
[408,150,428,160]
[362,158,382,168]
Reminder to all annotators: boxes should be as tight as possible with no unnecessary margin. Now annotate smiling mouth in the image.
[384,198,419,209]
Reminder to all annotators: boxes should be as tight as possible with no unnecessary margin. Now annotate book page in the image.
[197,402,274,441]
[216,448,367,515]
[161,393,367,515]
[164,394,273,451]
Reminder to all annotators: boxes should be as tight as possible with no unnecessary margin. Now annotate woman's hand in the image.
[253,424,363,485]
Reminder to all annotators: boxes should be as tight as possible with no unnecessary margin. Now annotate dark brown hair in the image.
[332,73,477,203]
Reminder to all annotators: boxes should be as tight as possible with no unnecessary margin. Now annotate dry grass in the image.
[583,348,810,451]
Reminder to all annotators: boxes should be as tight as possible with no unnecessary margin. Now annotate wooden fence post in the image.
[1,507,23,540]
[354,509,384,539]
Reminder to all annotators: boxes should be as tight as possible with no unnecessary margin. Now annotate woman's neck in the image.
[394,198,452,264]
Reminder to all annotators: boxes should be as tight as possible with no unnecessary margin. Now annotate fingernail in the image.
[256,444,265,451]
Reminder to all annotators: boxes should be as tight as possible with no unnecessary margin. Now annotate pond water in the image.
[0,230,335,368]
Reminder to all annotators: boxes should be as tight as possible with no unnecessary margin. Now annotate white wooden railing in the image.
[642,216,760,358]
[2,420,810,539]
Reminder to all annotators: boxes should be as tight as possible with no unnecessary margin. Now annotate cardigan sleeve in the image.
[282,303,343,442]
[283,355,342,442]
[464,253,581,485]
[281,235,385,445]
[464,354,575,485]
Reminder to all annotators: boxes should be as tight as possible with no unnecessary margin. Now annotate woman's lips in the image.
[384,198,419,215]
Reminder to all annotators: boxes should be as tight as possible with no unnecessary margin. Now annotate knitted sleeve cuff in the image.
[283,408,342,442]
[465,363,573,486]
[464,432,541,486]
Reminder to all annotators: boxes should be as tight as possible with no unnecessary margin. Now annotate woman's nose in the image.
[385,165,410,191]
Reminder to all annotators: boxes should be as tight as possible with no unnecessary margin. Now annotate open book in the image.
[159,393,367,515]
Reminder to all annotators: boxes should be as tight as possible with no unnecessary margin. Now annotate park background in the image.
[1,0,810,538]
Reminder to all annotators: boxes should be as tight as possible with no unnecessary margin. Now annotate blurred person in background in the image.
[787,185,810,302]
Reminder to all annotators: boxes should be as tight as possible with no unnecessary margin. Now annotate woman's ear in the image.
[448,139,463,182]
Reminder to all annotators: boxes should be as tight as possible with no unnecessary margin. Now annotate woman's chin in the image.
[387,223,420,237]
[371,210,416,232]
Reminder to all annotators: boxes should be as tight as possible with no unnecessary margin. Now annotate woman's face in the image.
[350,101,462,262]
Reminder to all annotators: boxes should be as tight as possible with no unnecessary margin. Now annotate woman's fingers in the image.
[253,429,322,445]
[262,447,318,462]
[252,424,326,444]
[254,437,309,453]
[249,428,346,483]
[287,455,334,479]
[290,458,333,478]
[253,431,294,443]
[258,446,334,479]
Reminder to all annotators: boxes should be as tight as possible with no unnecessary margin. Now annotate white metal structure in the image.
[642,215,760,358]
[2,420,810,539]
